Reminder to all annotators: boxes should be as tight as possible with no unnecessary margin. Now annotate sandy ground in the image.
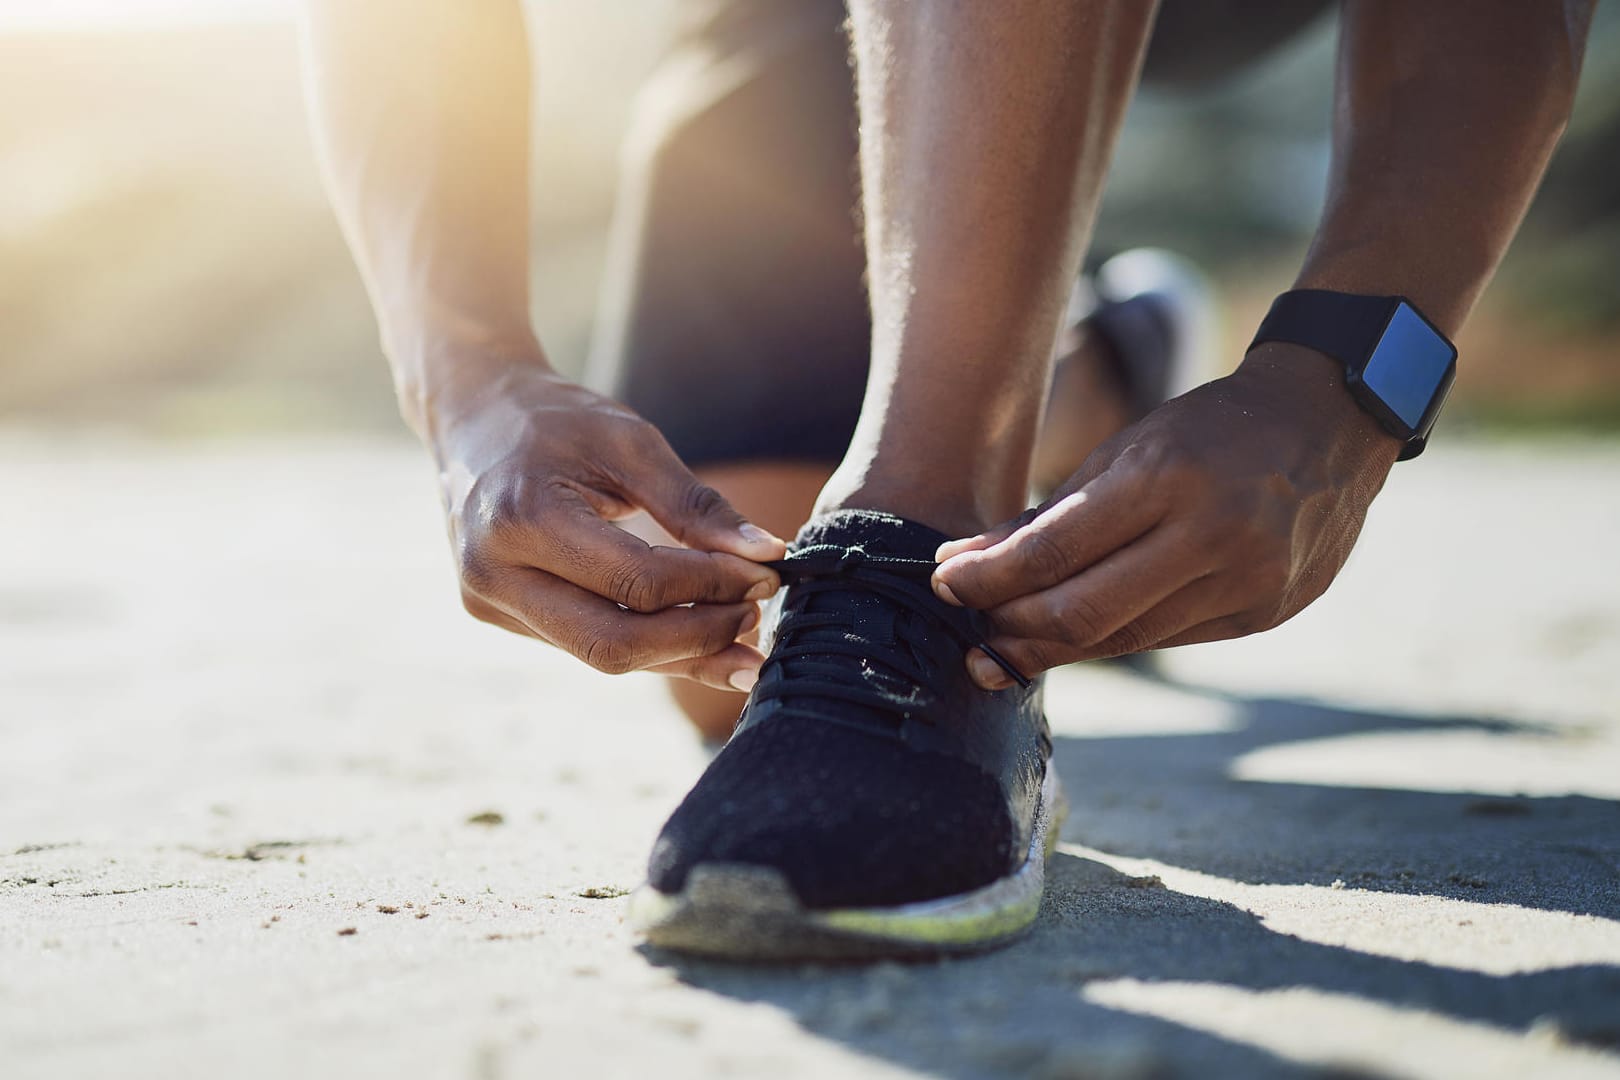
[2,432,1619,1079]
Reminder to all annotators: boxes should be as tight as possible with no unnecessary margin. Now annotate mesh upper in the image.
[646,509,1023,910]
[646,713,1015,909]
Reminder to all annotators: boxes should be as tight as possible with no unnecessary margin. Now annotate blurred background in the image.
[1,0,1617,439]
[6,8,1620,1074]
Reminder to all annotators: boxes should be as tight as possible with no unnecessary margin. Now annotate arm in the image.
[935,0,1595,684]
[301,0,783,689]
[300,0,535,433]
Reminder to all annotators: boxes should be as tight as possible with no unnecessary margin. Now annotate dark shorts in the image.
[585,0,1332,468]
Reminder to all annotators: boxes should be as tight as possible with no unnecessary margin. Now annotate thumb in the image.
[934,507,1037,563]
[938,424,1130,561]
[626,436,787,562]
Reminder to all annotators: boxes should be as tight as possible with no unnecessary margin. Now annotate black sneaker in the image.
[629,510,1065,960]
[1072,247,1214,421]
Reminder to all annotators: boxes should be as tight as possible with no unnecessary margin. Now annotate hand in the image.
[931,344,1405,688]
[427,351,786,690]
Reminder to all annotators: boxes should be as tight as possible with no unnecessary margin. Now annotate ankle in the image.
[814,473,1010,540]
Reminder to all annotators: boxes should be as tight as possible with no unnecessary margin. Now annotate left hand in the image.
[932,343,1406,689]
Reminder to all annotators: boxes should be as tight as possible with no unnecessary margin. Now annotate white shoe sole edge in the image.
[629,766,1069,962]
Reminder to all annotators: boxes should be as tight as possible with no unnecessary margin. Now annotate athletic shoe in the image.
[630,510,1065,961]
[1072,246,1217,419]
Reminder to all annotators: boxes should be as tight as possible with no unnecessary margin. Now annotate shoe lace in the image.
[753,544,1030,727]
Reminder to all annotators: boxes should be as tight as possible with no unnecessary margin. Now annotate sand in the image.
[2,432,1618,1079]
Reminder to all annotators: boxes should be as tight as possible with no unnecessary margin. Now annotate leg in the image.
[631,0,1154,951]
[823,1,1158,538]
[632,0,1349,961]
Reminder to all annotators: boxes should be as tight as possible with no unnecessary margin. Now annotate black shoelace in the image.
[752,544,1030,727]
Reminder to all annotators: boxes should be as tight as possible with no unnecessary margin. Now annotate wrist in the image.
[1294,242,1478,340]
[388,320,551,448]
[1234,341,1404,477]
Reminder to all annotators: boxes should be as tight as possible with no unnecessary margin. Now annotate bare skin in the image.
[301,0,1150,722]
[821,0,1158,538]
[929,0,1595,688]
[669,332,1128,741]
[665,0,1158,738]
[304,0,1593,729]
[303,1,784,693]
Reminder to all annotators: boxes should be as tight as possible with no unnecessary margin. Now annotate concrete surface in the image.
[2,432,1618,1079]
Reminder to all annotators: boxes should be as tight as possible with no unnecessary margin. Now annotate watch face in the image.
[1362,302,1458,430]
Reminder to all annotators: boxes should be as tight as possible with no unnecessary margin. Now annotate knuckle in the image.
[679,481,728,523]
[1128,437,1191,482]
[598,423,656,479]
[455,542,498,596]
[604,560,665,613]
[482,476,571,546]
[580,631,636,675]
[623,416,666,452]
[471,476,525,533]
[1059,593,1111,645]
[1015,528,1074,584]
[1033,594,1078,644]
[1107,621,1158,657]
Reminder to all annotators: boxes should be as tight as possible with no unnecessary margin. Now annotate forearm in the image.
[1295,0,1594,336]
[300,0,541,438]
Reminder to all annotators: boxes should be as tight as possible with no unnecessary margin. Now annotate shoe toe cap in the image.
[647,716,1017,910]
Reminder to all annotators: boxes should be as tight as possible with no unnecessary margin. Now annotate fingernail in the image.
[739,604,761,634]
[728,667,759,693]
[968,652,1011,690]
[745,578,777,602]
[738,523,779,547]
[932,576,962,606]
[936,538,975,561]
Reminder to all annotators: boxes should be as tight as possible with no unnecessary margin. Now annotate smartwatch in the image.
[1249,289,1457,460]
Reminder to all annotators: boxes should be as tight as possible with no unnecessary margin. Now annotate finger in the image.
[621,432,787,563]
[936,420,1138,563]
[647,641,768,693]
[492,484,778,611]
[965,575,1237,688]
[487,568,762,674]
[935,507,1038,562]
[933,465,1161,611]
[1154,612,1261,651]
[1079,575,1237,659]
[983,526,1211,647]
[460,589,539,639]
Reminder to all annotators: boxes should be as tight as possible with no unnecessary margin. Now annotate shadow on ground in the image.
[644,674,1620,1079]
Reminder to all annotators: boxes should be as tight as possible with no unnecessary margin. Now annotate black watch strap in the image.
[1250,289,1399,365]
[1249,289,1454,461]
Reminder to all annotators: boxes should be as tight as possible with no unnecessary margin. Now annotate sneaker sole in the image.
[629,766,1068,962]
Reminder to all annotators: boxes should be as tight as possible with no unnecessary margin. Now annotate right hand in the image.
[426,353,786,691]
